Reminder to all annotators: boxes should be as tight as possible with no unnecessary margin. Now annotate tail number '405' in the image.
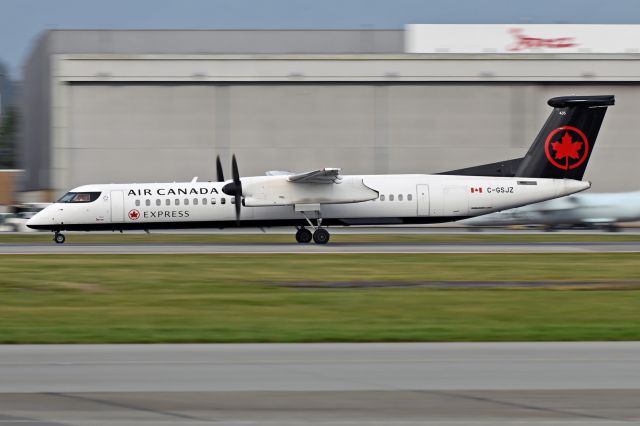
[486,187,514,194]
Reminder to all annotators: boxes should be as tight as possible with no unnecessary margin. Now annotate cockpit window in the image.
[57,192,101,203]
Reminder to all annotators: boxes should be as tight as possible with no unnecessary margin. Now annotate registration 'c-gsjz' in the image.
[28,95,614,244]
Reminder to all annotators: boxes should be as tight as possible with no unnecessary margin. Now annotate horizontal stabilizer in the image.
[515,95,614,180]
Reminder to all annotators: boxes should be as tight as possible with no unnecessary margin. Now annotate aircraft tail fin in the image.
[514,95,614,180]
[438,95,614,180]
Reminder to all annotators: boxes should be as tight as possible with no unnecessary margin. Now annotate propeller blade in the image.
[235,193,242,224]
[231,154,242,224]
[216,156,224,182]
[232,155,240,184]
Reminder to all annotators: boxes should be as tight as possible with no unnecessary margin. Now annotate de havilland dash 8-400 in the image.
[27,95,614,244]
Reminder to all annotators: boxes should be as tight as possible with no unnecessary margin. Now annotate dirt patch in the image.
[267,281,640,289]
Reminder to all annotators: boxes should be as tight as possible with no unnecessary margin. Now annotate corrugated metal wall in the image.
[65,83,636,193]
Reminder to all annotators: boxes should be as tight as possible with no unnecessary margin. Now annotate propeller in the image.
[216,155,224,182]
[222,154,243,224]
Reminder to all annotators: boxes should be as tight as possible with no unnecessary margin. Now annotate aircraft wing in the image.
[242,168,378,207]
[582,218,616,224]
[265,170,293,176]
[287,168,342,184]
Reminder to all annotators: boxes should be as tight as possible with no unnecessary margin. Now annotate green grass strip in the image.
[0,253,639,343]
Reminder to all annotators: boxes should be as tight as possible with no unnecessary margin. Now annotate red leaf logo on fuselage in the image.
[128,209,140,220]
[544,126,589,170]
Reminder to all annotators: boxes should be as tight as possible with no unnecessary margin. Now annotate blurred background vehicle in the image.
[0,203,49,232]
[462,191,640,231]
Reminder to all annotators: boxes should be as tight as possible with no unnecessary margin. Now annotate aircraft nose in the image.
[26,208,54,230]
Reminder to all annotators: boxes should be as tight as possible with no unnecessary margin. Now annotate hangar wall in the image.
[62,82,635,193]
[21,30,640,199]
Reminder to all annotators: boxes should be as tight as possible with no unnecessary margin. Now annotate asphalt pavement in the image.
[1,342,638,425]
[1,240,640,254]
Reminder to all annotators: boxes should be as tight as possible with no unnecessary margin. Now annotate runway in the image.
[1,342,639,425]
[2,240,640,254]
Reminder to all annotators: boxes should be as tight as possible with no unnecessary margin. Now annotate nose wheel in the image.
[53,232,66,244]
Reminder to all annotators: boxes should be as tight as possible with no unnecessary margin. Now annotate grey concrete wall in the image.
[46,30,404,55]
[21,30,640,198]
[20,34,52,191]
[59,82,634,194]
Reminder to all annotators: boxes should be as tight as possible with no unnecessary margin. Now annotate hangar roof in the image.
[31,29,404,56]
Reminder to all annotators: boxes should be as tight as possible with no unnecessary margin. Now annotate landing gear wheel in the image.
[295,227,313,243]
[54,233,66,244]
[313,228,330,245]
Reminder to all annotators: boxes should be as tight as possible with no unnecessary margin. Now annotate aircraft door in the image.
[110,191,124,222]
[416,184,430,216]
[444,186,469,216]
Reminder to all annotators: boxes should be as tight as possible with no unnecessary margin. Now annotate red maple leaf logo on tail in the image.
[551,132,583,169]
[552,132,582,159]
[544,126,589,170]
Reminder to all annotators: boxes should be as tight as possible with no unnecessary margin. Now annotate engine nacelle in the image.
[242,176,378,207]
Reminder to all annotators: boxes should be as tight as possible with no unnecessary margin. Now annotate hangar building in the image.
[21,29,640,200]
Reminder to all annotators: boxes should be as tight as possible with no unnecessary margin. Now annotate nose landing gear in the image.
[53,232,66,244]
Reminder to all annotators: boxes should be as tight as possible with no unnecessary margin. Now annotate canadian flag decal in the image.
[470,187,483,193]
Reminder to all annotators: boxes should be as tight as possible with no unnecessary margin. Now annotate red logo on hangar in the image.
[545,126,589,170]
[128,209,140,220]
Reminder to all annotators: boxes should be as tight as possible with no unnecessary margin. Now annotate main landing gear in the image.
[295,227,330,244]
[295,227,312,243]
[53,232,66,244]
[296,211,331,244]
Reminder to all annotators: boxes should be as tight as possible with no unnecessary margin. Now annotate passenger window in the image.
[380,195,385,201]
[175,199,180,206]
[398,194,403,201]
[211,198,216,205]
[389,194,394,201]
[145,199,150,206]
[184,198,189,206]
[156,199,161,206]
[407,194,412,201]
[135,199,140,207]
[221,198,226,205]
[231,197,236,204]
[165,199,170,206]
[202,198,207,205]
[193,198,198,205]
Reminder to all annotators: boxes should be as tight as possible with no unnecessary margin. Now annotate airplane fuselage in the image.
[28,174,590,232]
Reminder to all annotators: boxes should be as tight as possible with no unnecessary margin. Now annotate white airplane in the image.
[27,95,614,244]
[463,190,640,230]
